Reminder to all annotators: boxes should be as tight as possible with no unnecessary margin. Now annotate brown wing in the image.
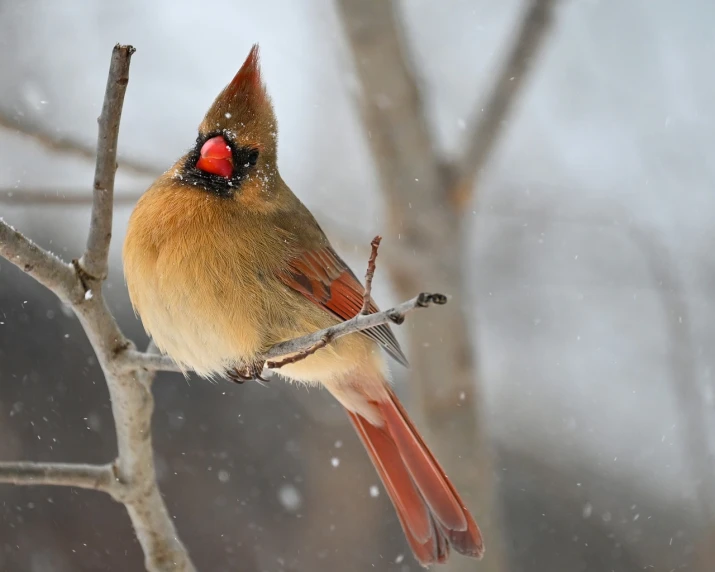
[278,245,408,367]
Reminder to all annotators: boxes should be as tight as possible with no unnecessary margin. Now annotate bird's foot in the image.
[226,361,269,385]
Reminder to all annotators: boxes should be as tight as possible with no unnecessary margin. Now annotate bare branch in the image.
[0,45,196,572]
[269,292,447,361]
[336,2,524,569]
[0,188,142,206]
[79,44,136,280]
[131,292,448,374]
[450,0,557,209]
[0,108,160,177]
[0,218,81,303]
[335,0,446,228]
[0,462,116,494]
[122,349,179,373]
[266,336,330,369]
[361,235,381,314]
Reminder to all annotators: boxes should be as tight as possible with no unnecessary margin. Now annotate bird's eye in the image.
[247,150,259,166]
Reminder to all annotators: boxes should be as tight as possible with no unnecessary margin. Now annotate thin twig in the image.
[267,292,446,361]
[128,293,448,374]
[450,0,557,209]
[0,109,160,177]
[79,44,135,280]
[0,462,117,494]
[361,235,381,314]
[0,188,142,206]
[266,336,330,369]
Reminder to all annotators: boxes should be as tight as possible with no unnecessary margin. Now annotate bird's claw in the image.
[226,362,269,385]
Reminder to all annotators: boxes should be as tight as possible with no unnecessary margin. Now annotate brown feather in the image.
[348,410,446,567]
[385,390,485,559]
[225,44,263,101]
[348,411,432,542]
[278,245,409,367]
[345,386,483,566]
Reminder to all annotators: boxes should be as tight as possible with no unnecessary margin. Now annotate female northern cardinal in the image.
[123,45,483,566]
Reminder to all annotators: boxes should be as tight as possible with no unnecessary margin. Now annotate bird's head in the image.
[173,44,279,201]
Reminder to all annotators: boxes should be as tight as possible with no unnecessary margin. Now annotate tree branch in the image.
[0,109,159,178]
[0,188,142,206]
[128,292,448,374]
[269,292,446,361]
[361,235,381,314]
[0,189,369,253]
[336,1,550,570]
[266,336,330,370]
[0,462,117,493]
[335,0,444,227]
[0,45,195,572]
[0,218,81,302]
[79,45,135,280]
[450,0,557,209]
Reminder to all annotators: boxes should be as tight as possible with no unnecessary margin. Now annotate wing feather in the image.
[278,245,408,367]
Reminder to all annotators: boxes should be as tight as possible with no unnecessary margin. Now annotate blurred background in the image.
[1,0,714,570]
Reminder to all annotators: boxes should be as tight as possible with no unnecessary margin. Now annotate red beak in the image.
[196,136,233,178]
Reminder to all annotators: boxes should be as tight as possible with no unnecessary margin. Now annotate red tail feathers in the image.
[346,389,484,566]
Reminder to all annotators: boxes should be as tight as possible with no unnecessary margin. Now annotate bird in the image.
[123,44,483,566]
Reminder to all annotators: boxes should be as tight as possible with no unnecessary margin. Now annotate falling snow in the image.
[278,484,302,512]
[582,503,593,519]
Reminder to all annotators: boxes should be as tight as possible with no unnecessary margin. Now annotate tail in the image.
[346,388,484,566]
